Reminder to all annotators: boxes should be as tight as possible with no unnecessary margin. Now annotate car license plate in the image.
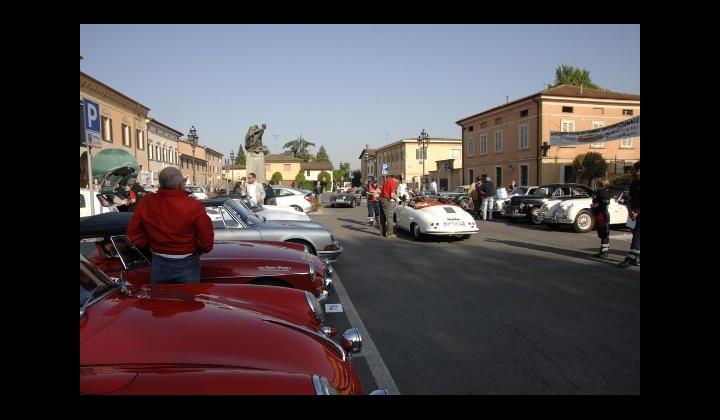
[336,199,345,202]
[443,221,464,227]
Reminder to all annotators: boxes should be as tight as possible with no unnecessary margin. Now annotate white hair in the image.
[159,167,184,189]
[485,177,491,182]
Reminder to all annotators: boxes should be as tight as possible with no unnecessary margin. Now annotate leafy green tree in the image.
[294,170,306,188]
[317,171,332,191]
[270,172,283,185]
[283,135,316,162]
[235,145,246,165]
[315,146,330,162]
[554,65,600,89]
[573,152,608,185]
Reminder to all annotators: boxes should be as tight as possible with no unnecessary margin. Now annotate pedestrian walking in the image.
[396,175,408,204]
[480,175,495,220]
[313,181,323,202]
[127,167,214,284]
[591,178,611,259]
[366,178,381,226]
[430,179,438,195]
[619,161,640,268]
[379,175,398,238]
[469,176,483,220]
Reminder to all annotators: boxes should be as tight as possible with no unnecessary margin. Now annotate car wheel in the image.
[507,217,518,223]
[411,223,423,240]
[529,207,543,225]
[573,210,595,233]
[461,234,471,240]
[292,205,304,212]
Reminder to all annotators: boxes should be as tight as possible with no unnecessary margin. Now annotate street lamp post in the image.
[229,150,235,192]
[187,126,198,185]
[417,129,429,191]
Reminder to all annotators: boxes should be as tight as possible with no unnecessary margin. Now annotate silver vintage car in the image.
[203,198,344,263]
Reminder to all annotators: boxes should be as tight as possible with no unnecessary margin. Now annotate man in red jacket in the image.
[127,167,214,284]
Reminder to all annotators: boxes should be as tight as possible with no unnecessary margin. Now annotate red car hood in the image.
[80,285,358,394]
[205,242,306,262]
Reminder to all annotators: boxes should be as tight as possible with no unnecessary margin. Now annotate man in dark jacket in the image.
[127,167,214,284]
[591,178,612,259]
[263,182,277,205]
[480,175,495,221]
[619,161,640,268]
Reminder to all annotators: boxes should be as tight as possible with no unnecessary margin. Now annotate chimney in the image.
[506,95,509,103]
[543,83,548,90]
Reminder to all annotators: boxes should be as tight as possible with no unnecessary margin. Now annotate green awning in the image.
[91,149,139,178]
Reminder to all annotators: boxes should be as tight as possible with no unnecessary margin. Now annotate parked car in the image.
[80,253,380,395]
[393,196,479,240]
[272,187,315,212]
[79,212,332,298]
[80,165,139,217]
[203,196,312,222]
[186,185,208,200]
[329,191,356,208]
[502,183,593,225]
[493,185,539,213]
[438,190,472,211]
[203,198,344,262]
[539,187,629,233]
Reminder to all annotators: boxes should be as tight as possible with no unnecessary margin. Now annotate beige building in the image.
[178,140,208,187]
[428,159,463,191]
[358,145,377,184]
[146,118,182,186]
[457,84,640,187]
[370,138,462,190]
[80,72,150,186]
[301,161,335,185]
[263,154,304,186]
[223,164,247,190]
[203,146,224,191]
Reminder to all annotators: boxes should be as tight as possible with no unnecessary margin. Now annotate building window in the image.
[175,152,178,164]
[495,166,503,189]
[494,131,503,153]
[306,170,311,176]
[519,125,529,149]
[156,146,160,160]
[284,164,291,172]
[148,144,153,160]
[520,109,529,117]
[469,169,474,183]
[480,135,488,154]
[450,149,461,160]
[467,137,475,156]
[101,116,113,142]
[590,121,606,148]
[593,107,604,115]
[562,106,574,113]
[621,137,634,148]
[480,122,487,129]
[415,148,427,160]
[163,148,167,162]
[468,125,474,132]
[520,164,529,186]
[494,117,503,125]
[136,130,144,150]
[560,120,576,148]
[623,109,634,116]
[122,124,131,147]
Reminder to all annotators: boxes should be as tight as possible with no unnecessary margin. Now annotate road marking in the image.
[609,233,633,241]
[331,269,401,395]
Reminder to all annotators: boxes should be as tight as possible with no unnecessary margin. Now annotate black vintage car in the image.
[501,183,594,225]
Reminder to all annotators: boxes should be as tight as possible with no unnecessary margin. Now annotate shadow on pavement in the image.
[486,238,636,268]
[337,218,370,227]
[340,224,382,237]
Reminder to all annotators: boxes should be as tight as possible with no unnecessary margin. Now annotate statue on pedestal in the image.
[245,124,269,155]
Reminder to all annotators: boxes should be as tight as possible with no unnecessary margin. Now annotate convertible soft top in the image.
[80,212,133,238]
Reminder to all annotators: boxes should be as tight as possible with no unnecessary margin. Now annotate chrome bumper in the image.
[318,244,343,263]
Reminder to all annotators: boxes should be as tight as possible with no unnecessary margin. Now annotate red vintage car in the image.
[80,253,373,395]
[80,212,333,299]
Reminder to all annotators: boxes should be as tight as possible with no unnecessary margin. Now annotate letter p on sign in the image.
[83,98,101,133]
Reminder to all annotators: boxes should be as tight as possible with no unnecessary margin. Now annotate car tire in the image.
[461,234,471,240]
[572,210,595,233]
[411,223,423,240]
[529,207,543,225]
[292,205,304,212]
[507,217,518,223]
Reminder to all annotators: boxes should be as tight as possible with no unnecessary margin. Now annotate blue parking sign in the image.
[83,98,101,133]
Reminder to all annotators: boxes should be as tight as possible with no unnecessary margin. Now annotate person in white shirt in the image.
[396,175,408,204]
[430,179,438,195]
[243,172,265,207]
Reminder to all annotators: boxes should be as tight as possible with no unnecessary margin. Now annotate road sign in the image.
[381,163,389,175]
[83,98,102,147]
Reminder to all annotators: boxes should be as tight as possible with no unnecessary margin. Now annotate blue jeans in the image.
[151,254,201,284]
[367,201,380,219]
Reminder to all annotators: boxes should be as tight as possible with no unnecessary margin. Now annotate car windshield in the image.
[187,186,204,193]
[80,258,117,312]
[510,187,528,195]
[225,199,262,226]
[532,187,552,196]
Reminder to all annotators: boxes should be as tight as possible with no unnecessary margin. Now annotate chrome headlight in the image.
[308,263,316,285]
[305,290,324,325]
[312,375,338,395]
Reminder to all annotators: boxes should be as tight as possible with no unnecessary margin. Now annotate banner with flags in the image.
[550,115,640,146]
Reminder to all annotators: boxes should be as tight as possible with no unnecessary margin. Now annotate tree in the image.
[554,65,600,89]
[333,162,351,187]
[294,170,306,188]
[270,172,283,185]
[283,135,316,162]
[317,171,332,191]
[235,145,246,165]
[315,146,330,162]
[573,152,608,186]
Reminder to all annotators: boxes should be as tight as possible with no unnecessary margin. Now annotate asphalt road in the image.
[311,201,640,395]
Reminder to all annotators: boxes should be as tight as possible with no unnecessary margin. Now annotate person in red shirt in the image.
[379,175,398,238]
[127,167,214,284]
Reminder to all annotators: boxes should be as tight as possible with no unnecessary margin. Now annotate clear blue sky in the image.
[80,24,640,170]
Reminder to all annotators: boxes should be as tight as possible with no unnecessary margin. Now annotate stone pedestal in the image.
[246,151,267,184]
